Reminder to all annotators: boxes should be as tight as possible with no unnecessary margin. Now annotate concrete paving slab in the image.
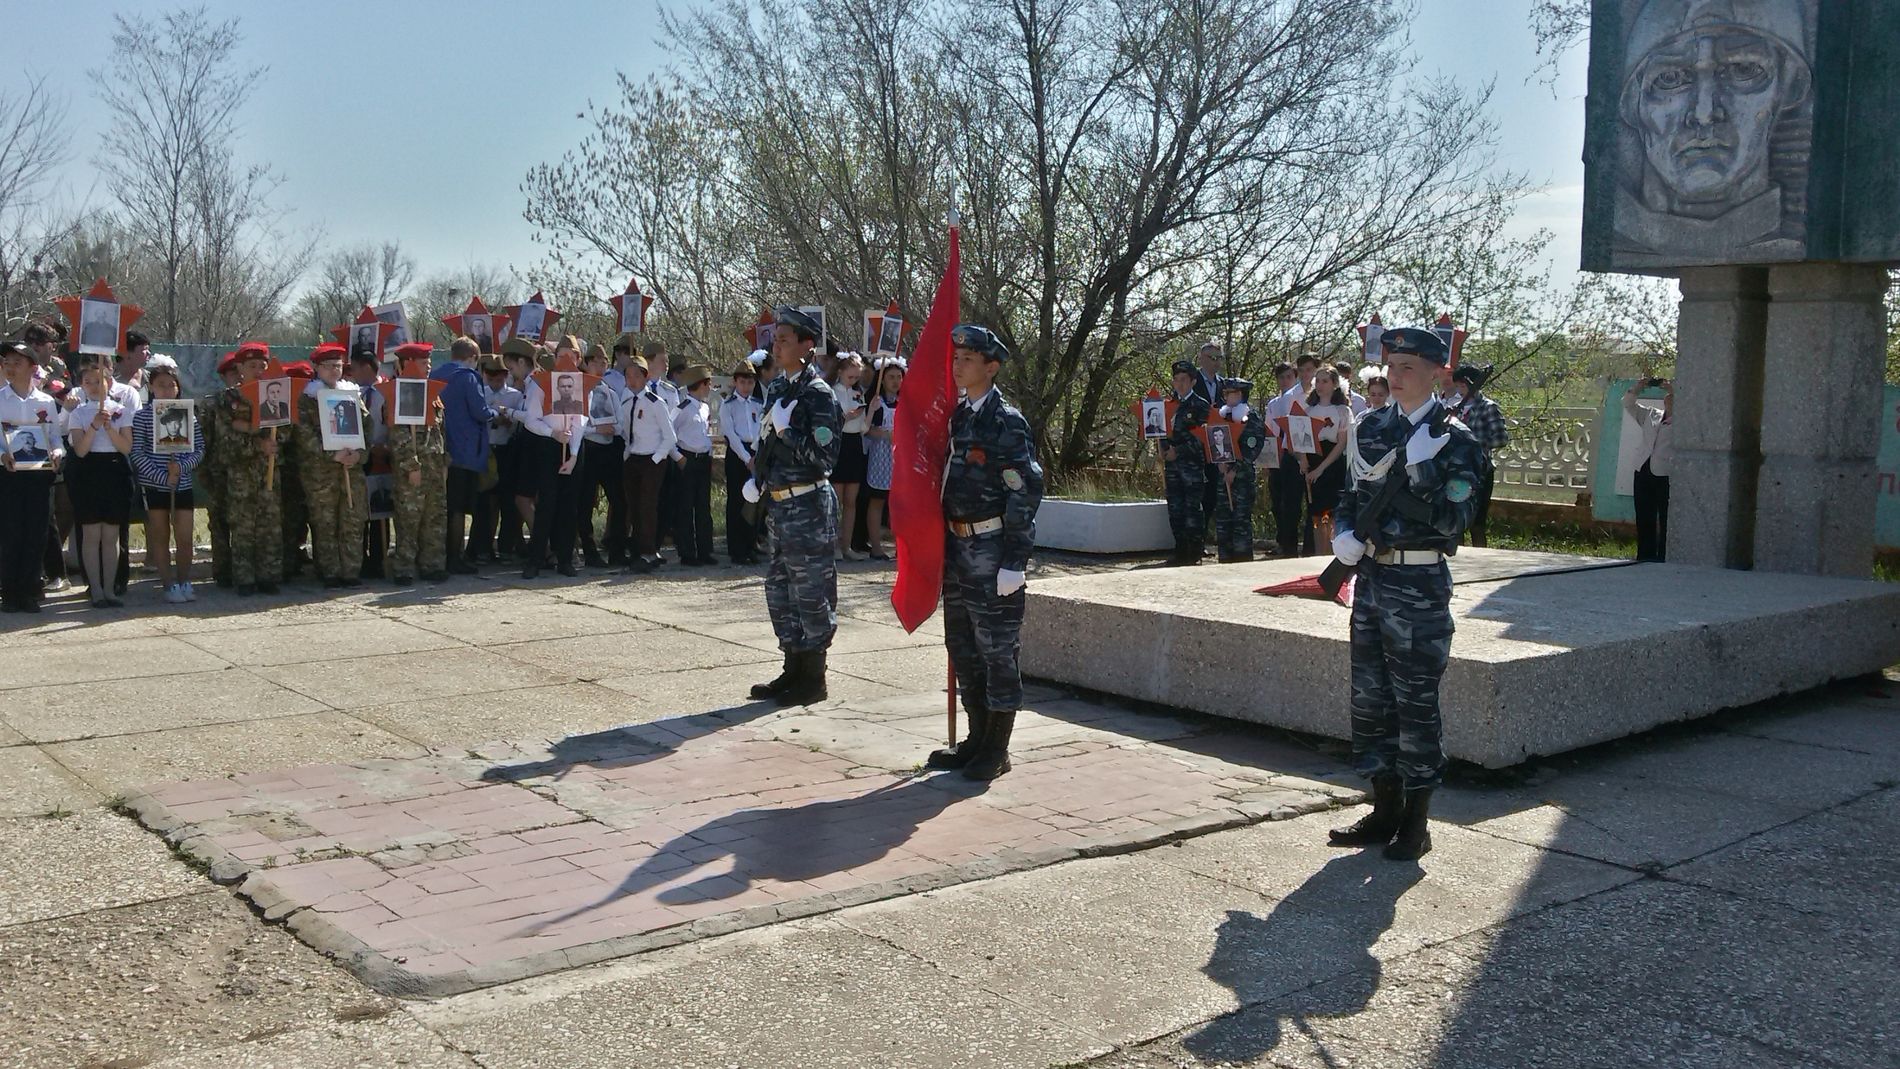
[829,642,960,691]
[0,808,206,926]
[1156,810,1638,957]
[257,647,569,710]
[561,580,773,626]
[0,747,100,817]
[179,616,463,666]
[0,635,229,690]
[375,589,654,645]
[688,615,939,656]
[147,592,385,635]
[5,606,174,642]
[141,1014,478,1069]
[1668,787,1900,919]
[44,711,428,796]
[1721,689,1900,761]
[1556,730,1897,811]
[0,721,24,747]
[593,661,908,711]
[490,626,773,681]
[418,921,1109,1068]
[0,891,390,1069]
[0,668,324,744]
[351,682,649,751]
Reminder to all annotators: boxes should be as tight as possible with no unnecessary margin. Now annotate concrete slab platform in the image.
[1021,549,1900,767]
[0,808,206,926]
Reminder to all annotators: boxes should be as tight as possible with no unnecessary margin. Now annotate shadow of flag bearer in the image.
[925,325,1044,781]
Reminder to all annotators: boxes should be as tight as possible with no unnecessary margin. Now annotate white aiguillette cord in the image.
[1346,418,1400,485]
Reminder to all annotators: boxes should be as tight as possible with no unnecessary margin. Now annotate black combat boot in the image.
[927,704,991,770]
[777,650,829,706]
[1328,775,1403,847]
[749,655,798,700]
[962,710,1016,781]
[1383,788,1434,861]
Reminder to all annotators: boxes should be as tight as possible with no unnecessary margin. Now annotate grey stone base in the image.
[1020,549,1900,767]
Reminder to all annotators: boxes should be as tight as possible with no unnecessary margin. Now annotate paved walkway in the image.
[3,561,1897,1068]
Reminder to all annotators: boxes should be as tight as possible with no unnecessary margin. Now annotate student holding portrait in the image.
[0,341,63,613]
[292,343,369,589]
[131,355,202,603]
[65,357,136,608]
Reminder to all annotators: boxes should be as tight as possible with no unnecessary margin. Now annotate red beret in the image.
[310,343,347,363]
[235,340,271,360]
[283,361,314,380]
[217,351,242,373]
[392,341,434,360]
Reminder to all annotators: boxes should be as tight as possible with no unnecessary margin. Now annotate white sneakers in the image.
[163,583,195,604]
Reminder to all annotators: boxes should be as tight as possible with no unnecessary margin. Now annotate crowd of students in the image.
[0,320,911,613]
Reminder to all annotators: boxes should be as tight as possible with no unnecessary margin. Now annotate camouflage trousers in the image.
[280,463,309,575]
[203,476,232,585]
[391,454,448,579]
[224,461,283,587]
[1213,464,1256,562]
[1348,559,1453,789]
[304,460,368,581]
[763,485,838,653]
[943,530,1027,713]
[1164,458,1205,557]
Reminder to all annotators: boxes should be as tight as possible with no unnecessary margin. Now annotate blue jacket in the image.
[431,361,491,472]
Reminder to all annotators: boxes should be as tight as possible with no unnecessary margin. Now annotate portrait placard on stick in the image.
[334,306,399,364]
[443,296,508,355]
[55,279,144,358]
[799,304,827,353]
[1131,388,1170,440]
[1194,416,1242,464]
[317,389,366,450]
[874,300,904,357]
[152,399,195,456]
[609,277,654,335]
[744,307,775,351]
[1,422,55,470]
[373,302,412,349]
[861,308,882,354]
[1358,313,1384,364]
[392,380,429,426]
[504,292,560,342]
[1285,411,1317,455]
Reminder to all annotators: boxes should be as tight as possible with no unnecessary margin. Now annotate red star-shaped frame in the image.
[1193,413,1246,465]
[743,307,774,351]
[1357,312,1383,363]
[867,300,908,356]
[240,352,295,428]
[55,279,144,356]
[1275,400,1332,456]
[1432,313,1469,371]
[608,278,655,335]
[530,350,600,419]
[502,292,560,343]
[376,356,448,428]
[441,296,513,348]
[1130,387,1176,440]
[332,306,399,362]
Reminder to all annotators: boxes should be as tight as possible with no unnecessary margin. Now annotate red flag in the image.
[888,224,961,632]
[1257,573,1355,607]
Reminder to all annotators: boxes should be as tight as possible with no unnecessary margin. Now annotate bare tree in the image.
[0,77,76,334]
[292,240,419,340]
[1529,0,1590,88]
[94,6,307,341]
[407,264,521,346]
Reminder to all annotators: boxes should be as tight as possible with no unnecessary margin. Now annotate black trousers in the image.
[529,449,586,570]
[1201,463,1220,544]
[445,465,481,563]
[1468,467,1496,548]
[724,451,758,562]
[1,469,54,607]
[655,458,680,548]
[1634,462,1669,562]
[673,452,715,563]
[1268,462,1312,555]
[577,437,626,559]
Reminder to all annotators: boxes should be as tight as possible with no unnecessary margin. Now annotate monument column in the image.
[1668,266,1768,570]
[1752,264,1890,577]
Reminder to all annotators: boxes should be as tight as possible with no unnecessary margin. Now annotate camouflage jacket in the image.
[1336,399,1490,554]
[389,421,446,475]
[757,363,842,489]
[1167,391,1210,463]
[943,388,1044,573]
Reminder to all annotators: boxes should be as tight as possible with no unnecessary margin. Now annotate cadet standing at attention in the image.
[295,343,368,588]
[387,343,449,584]
[1326,326,1488,862]
[219,341,283,595]
[926,325,1044,781]
[744,306,842,706]
[1213,377,1266,562]
[1161,359,1210,565]
[199,351,240,588]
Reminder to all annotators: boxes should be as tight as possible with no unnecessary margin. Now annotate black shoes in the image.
[557,561,580,577]
[521,563,540,579]
[393,574,415,586]
[750,656,798,701]
[448,559,478,575]
[1383,788,1434,861]
[775,650,828,706]
[961,711,1015,780]
[1328,776,1403,847]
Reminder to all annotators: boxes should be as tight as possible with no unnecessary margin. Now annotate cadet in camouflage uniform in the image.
[220,342,284,594]
[1327,327,1489,862]
[925,325,1044,782]
[294,343,368,588]
[1213,378,1266,562]
[199,352,240,587]
[387,345,449,584]
[744,306,843,707]
[1161,359,1210,565]
[278,365,311,580]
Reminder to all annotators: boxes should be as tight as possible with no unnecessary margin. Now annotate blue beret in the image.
[1220,377,1252,402]
[1170,359,1197,377]
[951,324,1009,362]
[773,305,821,341]
[1380,327,1449,366]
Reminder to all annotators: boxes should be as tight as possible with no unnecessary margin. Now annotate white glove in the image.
[769,399,795,432]
[1331,529,1366,566]
[996,568,1026,597]
[1406,421,1449,463]
[1228,402,1250,423]
[741,478,762,504]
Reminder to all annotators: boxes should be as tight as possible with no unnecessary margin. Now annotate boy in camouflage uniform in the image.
[387,345,448,584]
[924,325,1044,782]
[218,342,283,594]
[199,352,240,587]
[1326,327,1489,862]
[278,363,313,579]
[294,343,368,588]
[1213,378,1267,562]
[1161,359,1210,565]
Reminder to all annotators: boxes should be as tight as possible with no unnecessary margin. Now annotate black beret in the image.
[1380,327,1449,366]
[774,305,821,342]
[951,324,1009,362]
[1452,362,1492,388]
[1170,359,1197,377]
[0,341,30,361]
[1219,377,1252,402]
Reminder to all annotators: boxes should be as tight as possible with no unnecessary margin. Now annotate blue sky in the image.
[12,0,1589,290]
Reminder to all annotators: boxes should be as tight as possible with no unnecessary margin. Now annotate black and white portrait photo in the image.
[3,423,54,469]
[1141,398,1167,439]
[374,303,411,349]
[393,379,429,426]
[351,323,380,362]
[153,399,195,455]
[77,298,121,355]
[877,315,902,357]
[619,296,644,335]
[551,372,584,415]
[589,386,618,424]
[257,378,292,427]
[465,314,494,354]
[1208,424,1236,464]
[515,301,547,340]
[318,388,366,450]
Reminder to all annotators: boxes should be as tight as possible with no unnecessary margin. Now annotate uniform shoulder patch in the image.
[813,426,833,446]
[1002,468,1024,491]
[1445,475,1474,503]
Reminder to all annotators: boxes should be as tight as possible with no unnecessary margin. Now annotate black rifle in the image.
[741,418,784,528]
[1318,439,1409,597]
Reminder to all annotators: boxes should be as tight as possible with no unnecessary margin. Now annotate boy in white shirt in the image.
[617,355,678,573]
[0,341,64,612]
[670,365,717,566]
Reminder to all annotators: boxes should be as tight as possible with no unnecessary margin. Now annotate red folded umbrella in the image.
[1257,572,1355,607]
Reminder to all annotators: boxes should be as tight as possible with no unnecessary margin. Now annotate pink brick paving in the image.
[122,695,1352,996]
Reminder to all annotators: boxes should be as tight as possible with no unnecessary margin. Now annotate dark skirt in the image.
[70,452,133,525]
[833,431,868,484]
[514,434,561,500]
[1305,442,1347,516]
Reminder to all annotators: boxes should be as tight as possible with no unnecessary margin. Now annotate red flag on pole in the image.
[888,223,962,632]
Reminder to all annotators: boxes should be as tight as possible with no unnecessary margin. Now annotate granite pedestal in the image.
[1020,548,1900,768]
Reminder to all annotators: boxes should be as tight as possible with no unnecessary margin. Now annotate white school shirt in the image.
[837,383,868,433]
[486,383,524,446]
[67,393,135,453]
[619,385,679,461]
[583,382,621,445]
[723,392,763,464]
[0,382,65,461]
[673,394,713,454]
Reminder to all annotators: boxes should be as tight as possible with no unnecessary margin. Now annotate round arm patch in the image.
[1445,475,1474,503]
